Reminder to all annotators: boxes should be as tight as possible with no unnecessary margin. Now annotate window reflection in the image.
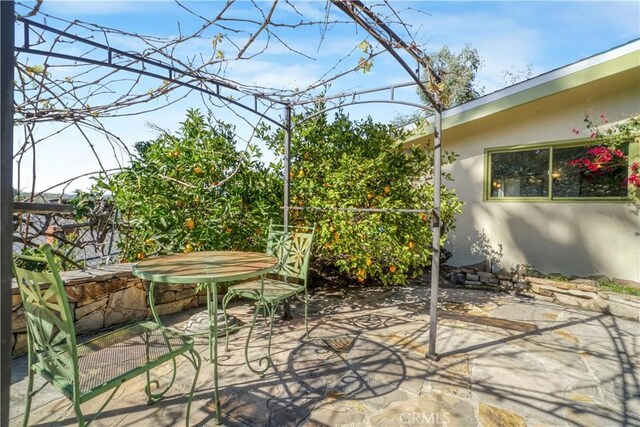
[490,149,549,198]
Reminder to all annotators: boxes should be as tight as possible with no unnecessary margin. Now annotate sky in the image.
[12,0,640,193]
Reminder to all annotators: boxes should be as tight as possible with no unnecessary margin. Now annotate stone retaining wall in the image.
[445,265,640,322]
[524,277,640,322]
[11,263,212,357]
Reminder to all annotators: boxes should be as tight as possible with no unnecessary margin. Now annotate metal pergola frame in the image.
[0,3,445,423]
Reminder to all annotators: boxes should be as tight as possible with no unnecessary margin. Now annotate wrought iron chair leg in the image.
[145,360,178,402]
[22,367,34,427]
[304,288,309,338]
[184,348,202,427]
[264,301,279,366]
[73,402,86,427]
[244,301,273,375]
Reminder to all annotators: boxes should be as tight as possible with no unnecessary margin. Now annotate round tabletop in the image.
[132,250,278,284]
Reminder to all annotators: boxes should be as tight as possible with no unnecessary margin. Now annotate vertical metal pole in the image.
[0,2,15,425]
[428,109,442,361]
[282,105,292,320]
[283,105,291,229]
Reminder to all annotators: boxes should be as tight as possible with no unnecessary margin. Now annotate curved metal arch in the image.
[294,99,430,127]
[15,18,286,129]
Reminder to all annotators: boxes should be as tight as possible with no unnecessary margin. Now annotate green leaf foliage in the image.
[259,109,463,285]
[101,109,283,261]
[421,45,484,109]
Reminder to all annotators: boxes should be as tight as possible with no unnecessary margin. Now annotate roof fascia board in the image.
[404,40,639,142]
[445,40,639,120]
[442,49,639,129]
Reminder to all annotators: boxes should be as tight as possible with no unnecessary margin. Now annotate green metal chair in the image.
[13,244,201,427]
[222,224,315,374]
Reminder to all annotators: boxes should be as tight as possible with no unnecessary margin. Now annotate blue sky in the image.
[13,1,640,192]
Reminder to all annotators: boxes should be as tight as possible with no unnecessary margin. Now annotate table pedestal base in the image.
[183,311,238,337]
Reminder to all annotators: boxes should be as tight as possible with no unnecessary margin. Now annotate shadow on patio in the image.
[10,284,640,426]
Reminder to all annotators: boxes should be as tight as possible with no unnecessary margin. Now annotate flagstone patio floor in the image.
[9,284,640,426]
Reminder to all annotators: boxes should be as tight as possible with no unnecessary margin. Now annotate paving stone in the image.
[8,285,639,427]
[422,354,471,399]
[471,339,597,423]
[308,398,368,425]
[478,403,525,427]
[369,393,475,427]
[605,294,640,321]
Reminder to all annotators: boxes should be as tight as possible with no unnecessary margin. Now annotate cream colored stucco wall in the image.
[419,67,640,281]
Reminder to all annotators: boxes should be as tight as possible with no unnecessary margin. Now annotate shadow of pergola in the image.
[12,285,640,427]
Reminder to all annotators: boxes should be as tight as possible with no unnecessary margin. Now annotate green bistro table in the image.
[132,251,278,424]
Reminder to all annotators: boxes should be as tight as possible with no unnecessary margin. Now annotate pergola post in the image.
[428,109,442,361]
[0,1,15,424]
[282,105,293,320]
[283,105,291,229]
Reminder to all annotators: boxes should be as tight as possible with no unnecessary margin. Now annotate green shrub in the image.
[99,109,282,261]
[259,110,463,285]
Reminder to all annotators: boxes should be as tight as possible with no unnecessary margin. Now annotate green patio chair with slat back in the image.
[222,224,315,374]
[13,244,201,427]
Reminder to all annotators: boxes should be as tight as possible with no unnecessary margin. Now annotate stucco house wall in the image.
[408,42,640,281]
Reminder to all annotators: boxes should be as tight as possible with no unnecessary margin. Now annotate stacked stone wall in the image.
[11,263,211,357]
[444,264,640,322]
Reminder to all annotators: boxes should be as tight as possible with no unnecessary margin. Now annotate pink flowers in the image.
[587,146,613,163]
[569,113,639,191]
[568,158,600,172]
[568,146,628,176]
[630,162,640,187]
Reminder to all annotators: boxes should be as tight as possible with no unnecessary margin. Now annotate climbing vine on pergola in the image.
[1,1,450,411]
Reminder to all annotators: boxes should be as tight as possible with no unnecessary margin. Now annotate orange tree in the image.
[259,110,462,285]
[99,109,282,261]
